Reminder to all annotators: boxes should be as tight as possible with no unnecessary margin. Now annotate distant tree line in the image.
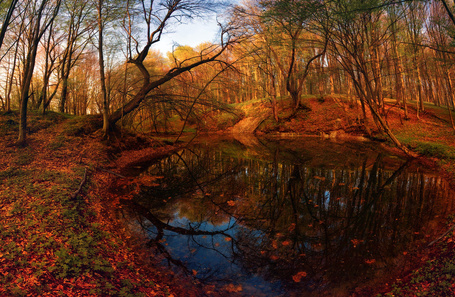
[1,0,455,153]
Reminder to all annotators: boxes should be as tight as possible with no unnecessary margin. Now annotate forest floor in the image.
[1,97,455,296]
[0,111,233,297]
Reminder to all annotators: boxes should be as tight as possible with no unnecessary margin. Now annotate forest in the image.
[2,0,455,296]
[0,0,454,147]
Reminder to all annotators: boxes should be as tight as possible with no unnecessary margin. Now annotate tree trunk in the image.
[98,0,109,136]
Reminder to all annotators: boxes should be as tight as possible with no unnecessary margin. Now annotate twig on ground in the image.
[71,168,87,200]
[428,223,455,247]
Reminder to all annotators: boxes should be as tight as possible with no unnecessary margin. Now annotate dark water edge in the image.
[117,136,455,296]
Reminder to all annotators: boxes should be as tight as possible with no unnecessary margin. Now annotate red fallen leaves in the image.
[292,271,307,283]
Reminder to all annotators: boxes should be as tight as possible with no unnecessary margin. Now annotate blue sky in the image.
[153,1,240,54]
[155,14,221,54]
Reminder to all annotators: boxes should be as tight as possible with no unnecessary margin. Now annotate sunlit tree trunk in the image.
[18,0,61,145]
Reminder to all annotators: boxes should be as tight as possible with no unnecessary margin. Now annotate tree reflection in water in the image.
[119,138,454,296]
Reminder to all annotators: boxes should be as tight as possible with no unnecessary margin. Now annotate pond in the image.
[118,136,455,296]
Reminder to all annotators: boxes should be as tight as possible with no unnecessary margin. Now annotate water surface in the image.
[120,136,454,296]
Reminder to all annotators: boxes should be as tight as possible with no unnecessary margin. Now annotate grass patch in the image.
[64,115,102,136]
[397,135,455,159]
[48,134,68,150]
[413,142,455,159]
[14,146,34,165]
[378,217,455,296]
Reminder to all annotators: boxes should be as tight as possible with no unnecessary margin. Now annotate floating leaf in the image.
[292,271,307,283]
[272,240,278,249]
[227,200,235,207]
[351,239,364,248]
[365,259,376,265]
[224,284,243,293]
[288,223,296,232]
[270,255,279,261]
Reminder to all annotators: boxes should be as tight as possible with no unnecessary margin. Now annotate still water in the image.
[120,136,454,296]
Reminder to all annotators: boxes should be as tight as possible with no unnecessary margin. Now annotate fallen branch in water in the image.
[98,167,127,178]
[428,223,455,247]
[71,168,87,200]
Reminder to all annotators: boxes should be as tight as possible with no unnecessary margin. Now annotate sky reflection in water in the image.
[122,137,454,296]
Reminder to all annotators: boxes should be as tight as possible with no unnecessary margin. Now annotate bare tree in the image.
[18,0,61,145]
[260,0,327,115]
[0,0,19,50]
[57,0,94,113]
[107,0,238,128]
[321,0,416,156]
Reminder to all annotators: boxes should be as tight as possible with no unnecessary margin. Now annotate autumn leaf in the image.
[288,223,296,232]
[282,240,291,246]
[224,237,232,242]
[272,240,278,249]
[365,259,376,265]
[192,269,198,276]
[292,271,307,283]
[351,239,363,248]
[227,200,235,207]
[224,283,243,293]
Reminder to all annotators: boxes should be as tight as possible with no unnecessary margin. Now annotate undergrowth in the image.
[0,163,150,296]
[377,216,455,296]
